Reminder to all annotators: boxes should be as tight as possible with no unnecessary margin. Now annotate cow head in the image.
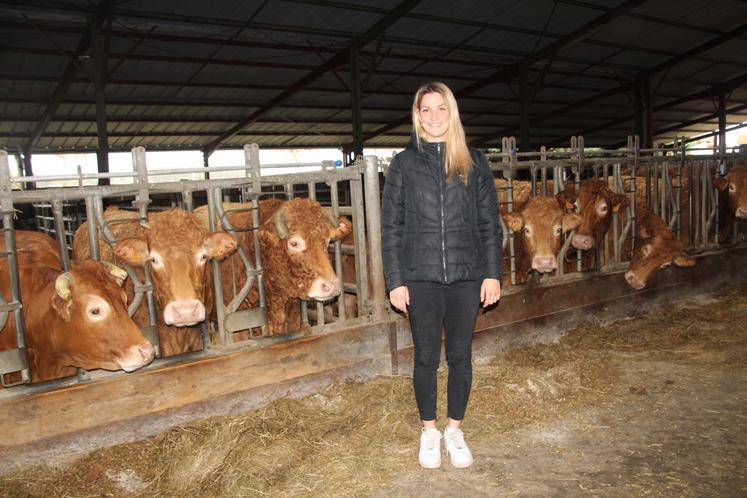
[624,208,696,290]
[258,198,352,301]
[557,178,628,250]
[113,209,237,327]
[714,166,747,219]
[503,196,582,274]
[50,260,155,373]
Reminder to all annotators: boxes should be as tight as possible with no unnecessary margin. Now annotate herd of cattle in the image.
[1,164,745,385]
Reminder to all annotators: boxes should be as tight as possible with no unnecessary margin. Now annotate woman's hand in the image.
[480,278,501,308]
[389,285,410,313]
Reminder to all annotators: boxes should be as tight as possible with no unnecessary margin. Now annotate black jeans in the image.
[407,279,482,421]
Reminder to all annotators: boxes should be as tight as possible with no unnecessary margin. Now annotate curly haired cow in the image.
[196,197,352,335]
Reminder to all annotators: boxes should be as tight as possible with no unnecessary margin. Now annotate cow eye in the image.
[287,236,306,252]
[555,226,562,235]
[729,183,736,193]
[90,308,101,316]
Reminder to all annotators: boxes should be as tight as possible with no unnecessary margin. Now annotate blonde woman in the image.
[381,82,503,468]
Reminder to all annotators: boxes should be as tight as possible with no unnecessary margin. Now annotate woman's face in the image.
[418,91,450,142]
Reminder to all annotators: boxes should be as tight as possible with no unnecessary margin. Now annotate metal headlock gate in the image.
[490,135,747,286]
[0,136,745,395]
[0,145,389,391]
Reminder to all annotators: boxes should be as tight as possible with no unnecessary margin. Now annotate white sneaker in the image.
[418,427,442,468]
[444,427,474,468]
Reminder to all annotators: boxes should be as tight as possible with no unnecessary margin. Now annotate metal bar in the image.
[51,198,71,271]
[0,150,30,384]
[362,155,387,320]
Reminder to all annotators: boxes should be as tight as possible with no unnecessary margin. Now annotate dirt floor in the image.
[1,290,746,497]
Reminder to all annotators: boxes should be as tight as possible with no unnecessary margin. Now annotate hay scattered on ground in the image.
[1,290,745,497]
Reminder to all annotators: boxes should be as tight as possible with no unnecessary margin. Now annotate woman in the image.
[381,82,503,469]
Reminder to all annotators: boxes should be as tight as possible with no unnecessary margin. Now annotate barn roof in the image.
[0,0,745,154]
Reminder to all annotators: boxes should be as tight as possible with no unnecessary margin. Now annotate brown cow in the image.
[557,178,629,251]
[73,208,237,356]
[624,206,696,290]
[195,197,352,335]
[0,231,154,382]
[714,165,747,242]
[502,196,582,283]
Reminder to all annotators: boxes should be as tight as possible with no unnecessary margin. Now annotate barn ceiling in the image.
[0,0,746,155]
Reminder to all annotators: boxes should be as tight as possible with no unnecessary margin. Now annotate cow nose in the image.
[532,256,557,272]
[572,234,594,250]
[139,343,155,362]
[308,277,341,300]
[624,270,646,290]
[163,299,206,326]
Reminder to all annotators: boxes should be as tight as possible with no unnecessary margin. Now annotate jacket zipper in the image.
[438,142,447,283]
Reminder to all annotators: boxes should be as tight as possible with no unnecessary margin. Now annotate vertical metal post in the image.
[84,195,100,261]
[92,13,111,187]
[718,89,727,167]
[51,197,71,271]
[245,144,267,336]
[350,44,364,165]
[207,187,229,345]
[131,147,151,225]
[0,150,30,384]
[519,64,530,151]
[349,170,369,318]
[329,178,345,322]
[362,155,387,320]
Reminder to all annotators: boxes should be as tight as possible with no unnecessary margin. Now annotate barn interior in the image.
[0,1,746,494]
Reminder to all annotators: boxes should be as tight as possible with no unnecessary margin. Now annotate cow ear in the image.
[52,272,73,322]
[611,193,629,213]
[673,254,696,267]
[502,212,524,232]
[205,232,238,260]
[329,217,353,242]
[713,176,728,191]
[556,190,576,211]
[561,213,582,233]
[258,227,280,247]
[113,237,149,267]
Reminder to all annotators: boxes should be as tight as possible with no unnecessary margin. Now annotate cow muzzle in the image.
[163,299,206,326]
[117,341,156,372]
[531,255,558,273]
[571,233,594,250]
[307,277,341,301]
[624,270,646,290]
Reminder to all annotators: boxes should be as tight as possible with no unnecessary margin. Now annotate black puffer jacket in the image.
[381,139,503,292]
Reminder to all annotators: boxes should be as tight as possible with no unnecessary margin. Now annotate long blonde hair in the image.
[411,82,473,184]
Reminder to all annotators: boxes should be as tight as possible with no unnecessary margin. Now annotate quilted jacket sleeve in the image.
[475,151,503,281]
[381,154,406,292]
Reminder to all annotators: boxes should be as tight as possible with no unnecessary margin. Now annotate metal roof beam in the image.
[20,0,112,156]
[363,0,646,144]
[202,0,422,155]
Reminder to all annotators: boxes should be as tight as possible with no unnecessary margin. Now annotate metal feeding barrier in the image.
[0,145,389,390]
[0,135,744,391]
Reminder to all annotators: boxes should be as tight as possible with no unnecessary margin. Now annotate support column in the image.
[202,149,210,180]
[634,76,652,148]
[519,63,530,151]
[92,12,111,186]
[349,44,363,166]
[718,88,726,164]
